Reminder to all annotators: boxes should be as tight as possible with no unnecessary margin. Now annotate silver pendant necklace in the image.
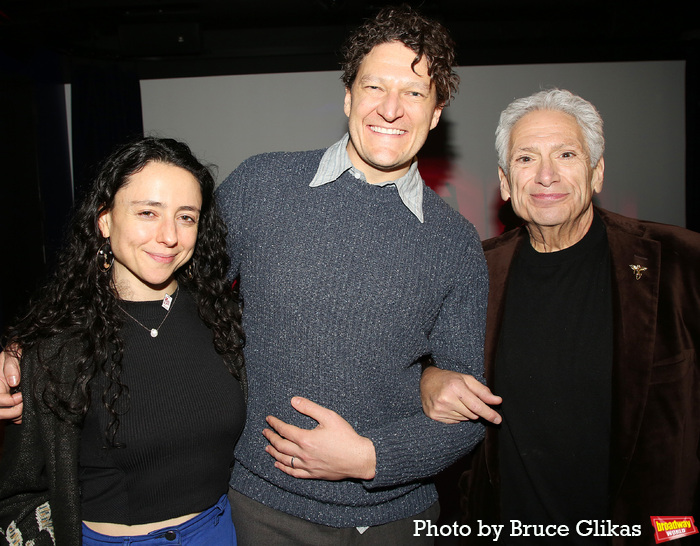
[117,288,179,338]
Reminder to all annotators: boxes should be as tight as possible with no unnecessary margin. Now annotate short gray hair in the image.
[495,89,605,175]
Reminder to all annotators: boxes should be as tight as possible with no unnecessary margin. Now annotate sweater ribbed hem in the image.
[230,466,437,528]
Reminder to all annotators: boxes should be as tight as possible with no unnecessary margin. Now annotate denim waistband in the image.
[81,494,229,545]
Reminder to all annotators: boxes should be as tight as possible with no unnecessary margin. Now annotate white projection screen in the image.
[141,60,685,240]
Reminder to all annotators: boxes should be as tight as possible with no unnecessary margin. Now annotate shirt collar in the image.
[309,133,426,223]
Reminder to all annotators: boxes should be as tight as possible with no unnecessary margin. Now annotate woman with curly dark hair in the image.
[0,137,246,545]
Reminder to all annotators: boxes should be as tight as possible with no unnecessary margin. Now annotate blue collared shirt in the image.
[309,134,426,223]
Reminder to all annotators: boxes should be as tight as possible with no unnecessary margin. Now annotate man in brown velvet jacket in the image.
[421,89,700,545]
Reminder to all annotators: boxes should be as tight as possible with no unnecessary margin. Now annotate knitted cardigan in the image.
[216,147,488,527]
[0,338,82,545]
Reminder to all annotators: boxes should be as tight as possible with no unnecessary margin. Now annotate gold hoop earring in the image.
[185,260,197,280]
[97,240,114,272]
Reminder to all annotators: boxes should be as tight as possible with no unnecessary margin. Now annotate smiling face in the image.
[343,41,443,185]
[98,161,202,301]
[499,109,605,251]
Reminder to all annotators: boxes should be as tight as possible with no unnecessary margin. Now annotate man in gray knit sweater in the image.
[215,6,499,545]
[0,5,500,545]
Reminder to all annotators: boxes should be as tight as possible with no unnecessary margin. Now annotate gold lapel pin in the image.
[629,264,648,280]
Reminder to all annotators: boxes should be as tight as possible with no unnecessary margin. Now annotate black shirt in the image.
[496,214,613,544]
[79,289,245,524]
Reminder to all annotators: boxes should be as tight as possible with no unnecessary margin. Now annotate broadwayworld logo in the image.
[651,516,699,543]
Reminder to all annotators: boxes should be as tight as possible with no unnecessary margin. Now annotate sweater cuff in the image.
[362,418,485,490]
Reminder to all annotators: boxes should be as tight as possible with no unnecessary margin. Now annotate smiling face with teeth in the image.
[343,41,443,185]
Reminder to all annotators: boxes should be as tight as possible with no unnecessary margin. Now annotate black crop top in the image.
[79,289,245,524]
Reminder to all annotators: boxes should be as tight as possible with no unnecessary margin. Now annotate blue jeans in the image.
[82,494,236,545]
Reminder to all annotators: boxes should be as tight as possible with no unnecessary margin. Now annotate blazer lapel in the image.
[602,210,661,500]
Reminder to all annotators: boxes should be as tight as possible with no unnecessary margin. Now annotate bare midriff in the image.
[83,512,201,536]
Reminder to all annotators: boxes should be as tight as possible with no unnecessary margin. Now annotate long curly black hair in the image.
[5,137,246,446]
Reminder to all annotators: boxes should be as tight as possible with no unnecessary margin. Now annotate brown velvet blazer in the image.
[461,207,700,545]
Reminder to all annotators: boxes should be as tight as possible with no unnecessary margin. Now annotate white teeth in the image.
[370,126,405,135]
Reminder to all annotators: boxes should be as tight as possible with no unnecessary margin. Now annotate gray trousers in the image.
[229,488,440,546]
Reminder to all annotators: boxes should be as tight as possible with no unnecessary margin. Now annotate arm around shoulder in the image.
[0,347,23,423]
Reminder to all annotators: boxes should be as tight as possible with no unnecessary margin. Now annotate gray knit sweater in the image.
[216,146,488,527]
